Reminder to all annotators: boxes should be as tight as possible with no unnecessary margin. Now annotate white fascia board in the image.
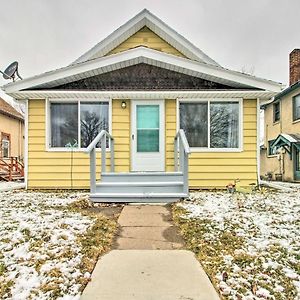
[8,90,277,101]
[72,9,218,66]
[3,47,283,94]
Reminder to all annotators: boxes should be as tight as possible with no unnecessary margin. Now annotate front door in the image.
[131,100,165,171]
[295,146,300,181]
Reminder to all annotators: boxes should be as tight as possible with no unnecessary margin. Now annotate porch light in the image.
[121,101,127,109]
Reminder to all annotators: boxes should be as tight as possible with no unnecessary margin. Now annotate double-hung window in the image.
[293,94,300,121]
[179,100,241,150]
[49,100,109,149]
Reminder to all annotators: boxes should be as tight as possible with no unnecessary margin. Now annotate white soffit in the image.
[72,9,219,66]
[7,90,277,101]
[2,47,284,95]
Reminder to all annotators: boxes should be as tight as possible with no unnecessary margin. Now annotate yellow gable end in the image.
[106,26,186,58]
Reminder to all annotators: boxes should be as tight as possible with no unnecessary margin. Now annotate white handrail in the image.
[174,129,190,154]
[84,130,115,193]
[84,130,114,153]
[174,129,190,194]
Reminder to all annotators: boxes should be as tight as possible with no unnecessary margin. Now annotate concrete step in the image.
[90,192,187,203]
[95,181,184,193]
[101,172,183,182]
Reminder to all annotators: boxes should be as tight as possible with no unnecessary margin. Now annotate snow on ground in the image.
[177,188,300,300]
[0,190,94,300]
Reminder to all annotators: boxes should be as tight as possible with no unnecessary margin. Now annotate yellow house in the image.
[2,9,283,201]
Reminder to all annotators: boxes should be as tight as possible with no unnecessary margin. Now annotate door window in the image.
[136,105,159,152]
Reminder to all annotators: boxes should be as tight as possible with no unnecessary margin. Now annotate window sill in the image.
[273,121,280,125]
[46,147,110,152]
[292,118,300,124]
[267,154,278,158]
[190,147,243,153]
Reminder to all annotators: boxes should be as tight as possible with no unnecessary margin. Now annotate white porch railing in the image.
[174,129,191,194]
[85,130,115,193]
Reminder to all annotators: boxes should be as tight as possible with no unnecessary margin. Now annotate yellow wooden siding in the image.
[164,99,258,188]
[28,99,110,189]
[107,26,186,58]
[28,98,257,189]
[112,100,130,172]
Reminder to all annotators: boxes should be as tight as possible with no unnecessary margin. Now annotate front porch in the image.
[86,129,190,202]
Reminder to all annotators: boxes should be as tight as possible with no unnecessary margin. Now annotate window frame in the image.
[177,98,243,152]
[293,94,300,122]
[273,101,280,123]
[46,98,112,152]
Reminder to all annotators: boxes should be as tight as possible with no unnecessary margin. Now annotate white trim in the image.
[24,99,28,189]
[72,9,219,66]
[9,90,278,101]
[3,47,283,94]
[46,98,112,152]
[177,98,243,152]
[130,99,165,171]
[256,98,261,185]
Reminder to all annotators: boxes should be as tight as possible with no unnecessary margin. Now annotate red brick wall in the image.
[290,49,300,85]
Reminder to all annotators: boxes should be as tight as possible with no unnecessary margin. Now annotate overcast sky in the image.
[0,0,299,90]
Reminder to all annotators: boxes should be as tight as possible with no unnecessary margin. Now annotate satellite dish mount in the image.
[1,61,22,81]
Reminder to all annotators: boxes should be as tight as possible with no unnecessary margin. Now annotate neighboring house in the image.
[2,9,282,201]
[261,49,300,182]
[0,97,24,159]
[0,97,24,181]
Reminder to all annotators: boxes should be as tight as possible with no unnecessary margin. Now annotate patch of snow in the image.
[178,189,300,299]
[0,190,94,299]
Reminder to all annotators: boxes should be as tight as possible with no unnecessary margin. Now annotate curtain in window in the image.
[180,103,208,147]
[80,102,109,148]
[51,103,78,147]
[210,102,239,148]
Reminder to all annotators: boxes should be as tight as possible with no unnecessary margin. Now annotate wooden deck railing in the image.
[0,157,24,181]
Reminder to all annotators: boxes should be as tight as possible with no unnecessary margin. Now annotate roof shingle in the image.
[0,98,24,121]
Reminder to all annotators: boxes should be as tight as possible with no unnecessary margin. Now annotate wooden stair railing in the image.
[0,157,24,181]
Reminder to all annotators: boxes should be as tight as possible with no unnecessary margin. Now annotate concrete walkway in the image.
[114,205,184,250]
[81,205,220,300]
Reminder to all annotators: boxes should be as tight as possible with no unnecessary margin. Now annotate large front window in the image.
[50,101,109,149]
[179,100,240,150]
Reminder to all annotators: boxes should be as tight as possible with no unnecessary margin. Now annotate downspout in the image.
[256,98,261,186]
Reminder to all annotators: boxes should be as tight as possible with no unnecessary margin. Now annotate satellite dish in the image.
[1,61,22,81]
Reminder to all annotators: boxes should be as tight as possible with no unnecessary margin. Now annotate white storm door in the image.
[131,100,165,171]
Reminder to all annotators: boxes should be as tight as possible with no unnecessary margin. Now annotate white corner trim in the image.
[24,99,28,189]
[177,98,244,153]
[257,98,261,186]
[3,47,283,94]
[72,9,218,66]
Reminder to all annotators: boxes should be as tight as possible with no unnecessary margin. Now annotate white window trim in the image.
[176,98,243,152]
[46,98,112,152]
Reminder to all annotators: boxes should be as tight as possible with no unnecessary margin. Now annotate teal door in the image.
[131,100,165,171]
[295,146,300,181]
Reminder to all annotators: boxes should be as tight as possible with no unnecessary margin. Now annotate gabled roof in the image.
[270,133,300,155]
[0,98,24,121]
[72,9,219,66]
[2,47,284,96]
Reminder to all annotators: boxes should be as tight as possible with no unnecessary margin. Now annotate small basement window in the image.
[293,94,300,121]
[273,102,280,123]
[50,101,109,149]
